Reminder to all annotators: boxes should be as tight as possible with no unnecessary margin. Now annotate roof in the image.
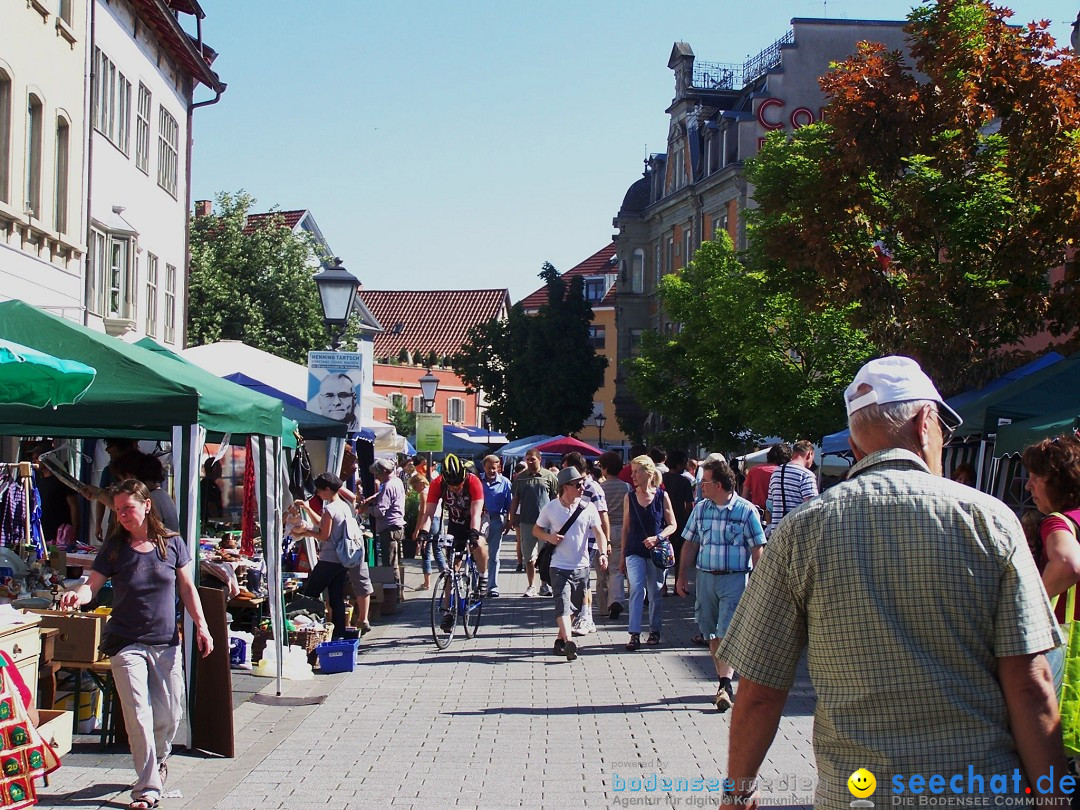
[518,244,618,311]
[359,289,510,359]
[243,210,307,234]
[130,0,224,92]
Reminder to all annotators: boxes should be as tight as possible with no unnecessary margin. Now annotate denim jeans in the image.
[485,516,504,591]
[110,643,185,803]
[421,522,447,576]
[625,554,664,634]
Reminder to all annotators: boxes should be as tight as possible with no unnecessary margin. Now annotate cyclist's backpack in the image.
[537,503,586,585]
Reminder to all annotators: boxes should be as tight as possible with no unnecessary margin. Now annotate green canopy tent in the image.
[0,300,289,752]
[993,408,1080,458]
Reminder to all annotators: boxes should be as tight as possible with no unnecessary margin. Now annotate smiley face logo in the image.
[848,769,876,798]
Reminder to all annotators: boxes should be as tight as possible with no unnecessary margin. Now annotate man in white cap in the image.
[718,356,1065,808]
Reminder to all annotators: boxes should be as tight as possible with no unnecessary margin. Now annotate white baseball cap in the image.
[844,356,962,428]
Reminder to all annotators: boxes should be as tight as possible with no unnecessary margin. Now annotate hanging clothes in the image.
[0,469,43,559]
[240,439,257,558]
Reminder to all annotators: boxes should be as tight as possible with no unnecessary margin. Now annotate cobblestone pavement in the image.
[38,540,817,809]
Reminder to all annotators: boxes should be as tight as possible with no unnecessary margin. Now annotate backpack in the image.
[334,508,366,568]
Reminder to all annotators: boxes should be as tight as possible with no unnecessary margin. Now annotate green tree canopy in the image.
[452,262,607,437]
[748,0,1080,393]
[188,191,330,363]
[625,233,874,447]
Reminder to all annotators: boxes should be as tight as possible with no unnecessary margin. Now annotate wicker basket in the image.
[251,623,333,664]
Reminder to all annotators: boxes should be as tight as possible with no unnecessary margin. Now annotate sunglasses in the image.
[568,481,585,489]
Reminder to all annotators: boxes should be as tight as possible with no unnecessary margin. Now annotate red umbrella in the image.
[535,435,603,457]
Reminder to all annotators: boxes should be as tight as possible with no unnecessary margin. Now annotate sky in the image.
[188,1,1080,303]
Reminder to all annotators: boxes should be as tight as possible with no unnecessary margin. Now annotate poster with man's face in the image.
[307,351,363,433]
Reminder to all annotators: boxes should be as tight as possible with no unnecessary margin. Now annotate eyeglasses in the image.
[569,481,585,489]
[930,408,957,444]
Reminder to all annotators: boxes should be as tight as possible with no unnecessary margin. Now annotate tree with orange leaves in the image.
[748,0,1080,393]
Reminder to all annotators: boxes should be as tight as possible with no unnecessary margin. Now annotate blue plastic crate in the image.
[316,639,359,673]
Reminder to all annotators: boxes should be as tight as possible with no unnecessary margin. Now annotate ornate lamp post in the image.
[312,257,359,350]
[418,368,440,469]
[594,412,607,449]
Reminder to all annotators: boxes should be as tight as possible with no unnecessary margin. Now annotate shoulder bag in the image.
[334,507,367,569]
[538,503,586,585]
[631,491,675,570]
[1049,512,1080,754]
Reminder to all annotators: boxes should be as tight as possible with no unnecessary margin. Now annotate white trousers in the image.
[110,643,185,801]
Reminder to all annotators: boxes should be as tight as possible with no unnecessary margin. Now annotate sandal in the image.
[691,633,707,646]
[646,631,660,646]
[129,798,159,810]
[625,633,641,651]
[159,759,168,787]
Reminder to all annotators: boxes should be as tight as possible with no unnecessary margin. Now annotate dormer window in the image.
[584,278,605,303]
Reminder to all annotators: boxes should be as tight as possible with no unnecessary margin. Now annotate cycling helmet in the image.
[442,453,466,485]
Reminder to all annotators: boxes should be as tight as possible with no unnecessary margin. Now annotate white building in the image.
[0,0,225,342]
[86,0,224,344]
[0,1,90,320]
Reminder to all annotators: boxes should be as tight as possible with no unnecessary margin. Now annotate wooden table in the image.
[55,658,118,746]
[227,596,266,631]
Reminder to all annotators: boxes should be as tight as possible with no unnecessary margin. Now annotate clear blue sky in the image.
[189,1,1080,303]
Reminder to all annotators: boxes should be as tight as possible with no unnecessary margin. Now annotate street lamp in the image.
[313,257,359,350]
[594,412,607,448]
[419,368,439,414]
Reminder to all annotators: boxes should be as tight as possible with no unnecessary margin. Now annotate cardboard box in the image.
[369,566,396,584]
[36,709,73,757]
[27,610,108,662]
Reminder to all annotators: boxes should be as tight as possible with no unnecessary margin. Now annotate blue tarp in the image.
[497,434,554,459]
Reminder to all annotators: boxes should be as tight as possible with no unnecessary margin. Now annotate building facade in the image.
[359,289,510,428]
[0,0,90,320]
[612,20,907,436]
[518,243,626,450]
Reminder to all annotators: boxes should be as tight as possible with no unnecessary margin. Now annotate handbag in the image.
[538,503,586,585]
[334,508,366,569]
[631,491,676,569]
[1057,585,1080,755]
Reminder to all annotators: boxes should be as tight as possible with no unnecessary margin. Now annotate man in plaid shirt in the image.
[676,456,765,713]
[718,356,1065,809]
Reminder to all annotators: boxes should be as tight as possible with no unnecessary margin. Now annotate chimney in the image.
[194,200,212,217]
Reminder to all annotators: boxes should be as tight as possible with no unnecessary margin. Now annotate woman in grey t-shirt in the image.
[61,478,213,810]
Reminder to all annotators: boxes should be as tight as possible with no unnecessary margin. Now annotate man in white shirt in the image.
[764,440,817,537]
[534,467,608,661]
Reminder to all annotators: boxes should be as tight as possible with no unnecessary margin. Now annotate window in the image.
[587,325,606,349]
[683,226,693,267]
[584,278,605,303]
[108,236,131,317]
[57,0,72,24]
[654,243,661,288]
[411,395,423,413]
[629,329,644,357]
[389,393,406,410]
[665,236,674,277]
[447,397,465,424]
[631,249,644,294]
[25,95,42,218]
[92,49,130,153]
[157,108,178,197]
[87,228,106,314]
[145,253,158,336]
[53,117,68,233]
[164,263,176,343]
[135,84,151,173]
[0,72,10,204]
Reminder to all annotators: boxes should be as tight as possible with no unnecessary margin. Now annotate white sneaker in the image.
[579,616,596,635]
[523,586,537,597]
[571,615,587,636]
[539,583,553,597]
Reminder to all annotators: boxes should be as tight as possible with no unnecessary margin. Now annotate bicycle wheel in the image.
[463,562,483,639]
[430,572,458,649]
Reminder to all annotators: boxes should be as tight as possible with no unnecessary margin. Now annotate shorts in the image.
[519,522,539,562]
[550,566,589,618]
[346,562,374,597]
[446,523,481,555]
[695,569,748,640]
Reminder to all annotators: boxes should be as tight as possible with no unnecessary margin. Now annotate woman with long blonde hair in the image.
[620,455,677,651]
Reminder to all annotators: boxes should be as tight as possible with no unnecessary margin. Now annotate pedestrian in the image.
[512,460,527,572]
[362,459,406,581]
[296,472,373,637]
[597,451,629,620]
[480,455,512,597]
[763,439,816,537]
[508,449,558,597]
[409,472,444,590]
[561,452,608,636]
[534,466,608,661]
[1022,434,1080,694]
[951,462,976,487]
[741,443,791,515]
[719,355,1064,808]
[621,455,676,650]
[618,444,647,484]
[60,478,214,810]
[661,449,695,588]
[675,457,765,712]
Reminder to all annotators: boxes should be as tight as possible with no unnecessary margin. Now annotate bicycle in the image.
[429,533,483,649]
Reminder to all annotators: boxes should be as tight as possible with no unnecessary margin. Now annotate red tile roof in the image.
[518,243,618,310]
[359,289,510,360]
[243,210,307,234]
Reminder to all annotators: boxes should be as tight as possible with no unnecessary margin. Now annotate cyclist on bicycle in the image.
[417,454,488,623]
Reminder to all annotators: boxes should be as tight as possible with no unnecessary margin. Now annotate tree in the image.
[624,233,874,446]
[188,191,330,363]
[452,262,607,436]
[747,0,1080,393]
[387,400,416,438]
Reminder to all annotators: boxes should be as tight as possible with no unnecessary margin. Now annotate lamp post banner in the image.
[307,351,363,434]
[415,412,444,452]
